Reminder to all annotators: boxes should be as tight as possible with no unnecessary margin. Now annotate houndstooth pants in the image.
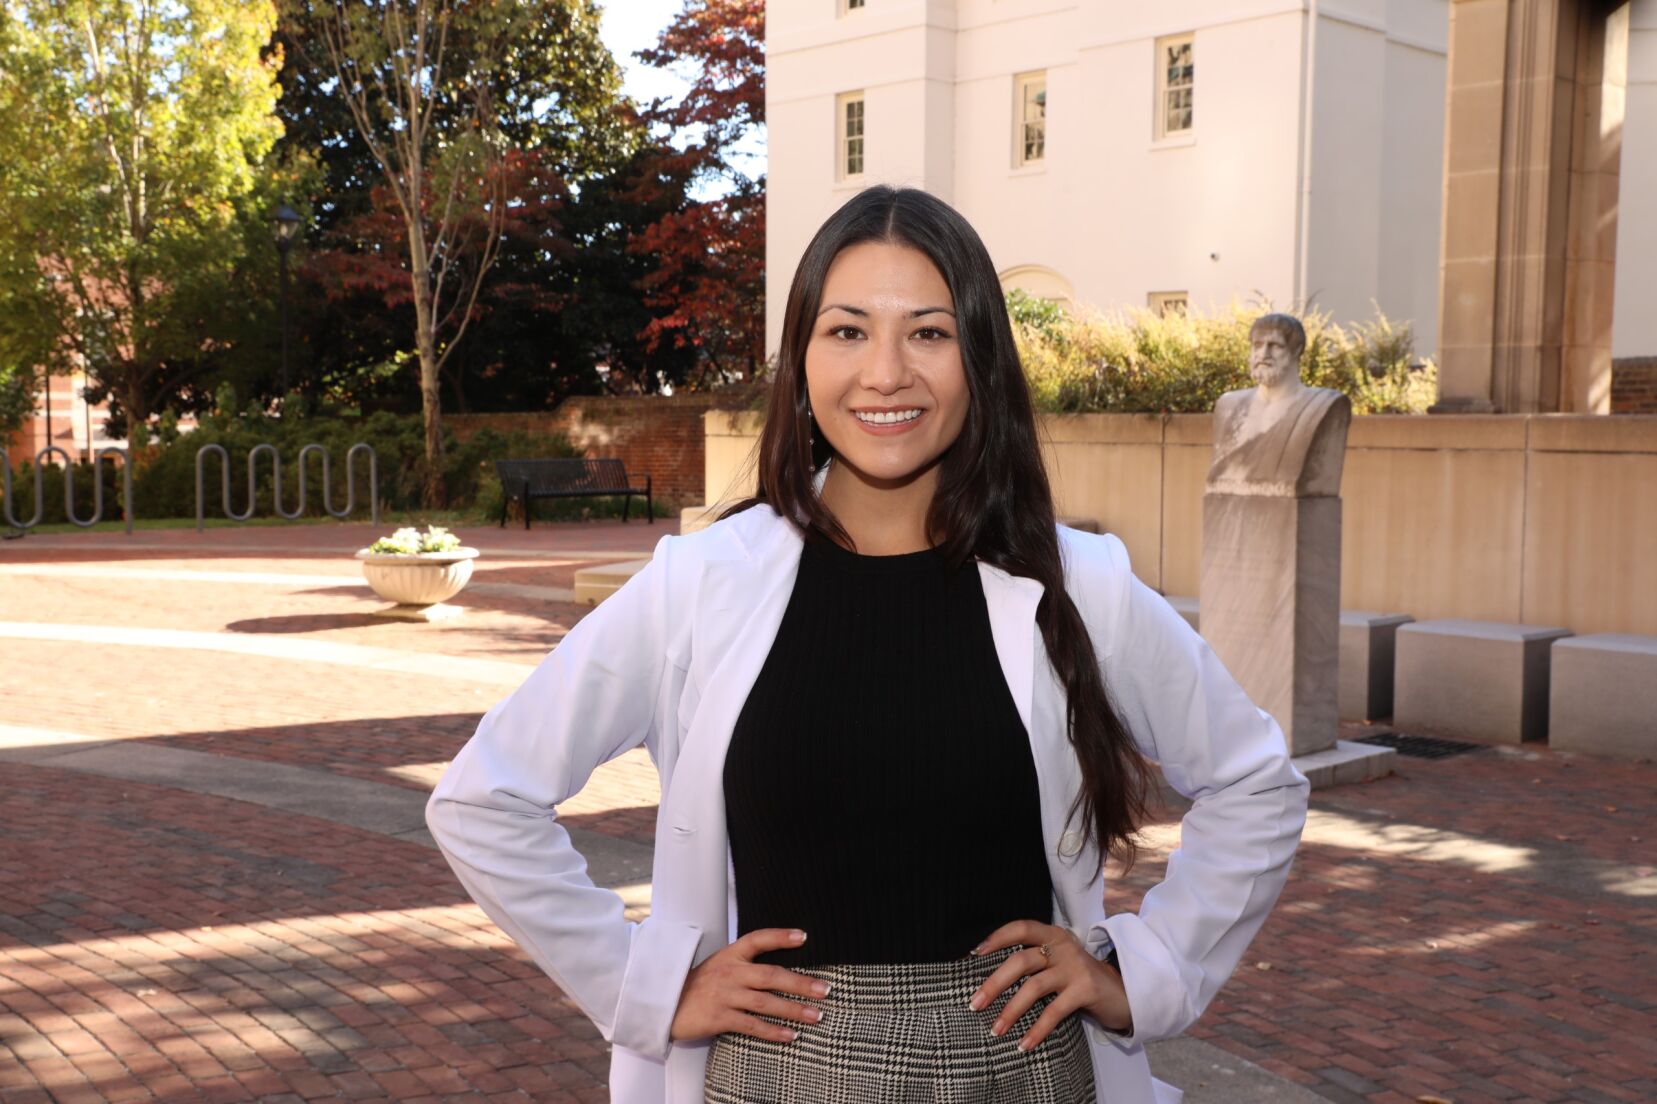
[703,945,1098,1103]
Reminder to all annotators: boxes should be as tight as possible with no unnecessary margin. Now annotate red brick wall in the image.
[446,390,758,505]
[1612,358,1657,414]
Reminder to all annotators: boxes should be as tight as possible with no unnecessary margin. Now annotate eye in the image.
[914,326,952,341]
[827,325,863,341]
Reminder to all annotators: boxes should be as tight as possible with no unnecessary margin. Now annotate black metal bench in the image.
[494,458,654,529]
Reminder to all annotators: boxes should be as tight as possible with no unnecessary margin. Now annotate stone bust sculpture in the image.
[1206,313,1352,497]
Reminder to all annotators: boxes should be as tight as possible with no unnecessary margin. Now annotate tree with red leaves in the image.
[629,0,765,387]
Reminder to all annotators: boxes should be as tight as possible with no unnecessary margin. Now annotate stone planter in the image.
[354,547,479,619]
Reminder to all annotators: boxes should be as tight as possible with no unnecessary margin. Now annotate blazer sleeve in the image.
[1080,532,1310,1052]
[424,532,701,1061]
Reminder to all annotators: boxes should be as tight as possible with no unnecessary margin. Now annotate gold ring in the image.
[1038,941,1053,961]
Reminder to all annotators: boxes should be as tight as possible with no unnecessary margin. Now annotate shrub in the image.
[1009,293,1437,415]
[2,455,126,527]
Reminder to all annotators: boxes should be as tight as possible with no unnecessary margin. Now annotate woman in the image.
[426,186,1309,1104]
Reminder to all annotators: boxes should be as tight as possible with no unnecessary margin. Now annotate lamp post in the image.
[270,203,302,403]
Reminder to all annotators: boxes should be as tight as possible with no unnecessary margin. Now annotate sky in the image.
[596,0,765,191]
[597,0,695,111]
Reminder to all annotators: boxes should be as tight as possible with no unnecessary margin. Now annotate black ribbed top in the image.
[723,535,1053,968]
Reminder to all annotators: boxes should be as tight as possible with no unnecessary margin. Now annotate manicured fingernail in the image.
[1018,1038,1033,1052]
[990,1021,1005,1036]
[812,980,831,997]
[972,942,986,955]
[786,1029,799,1041]
[968,990,983,1010]
[804,1007,823,1022]
[790,929,807,943]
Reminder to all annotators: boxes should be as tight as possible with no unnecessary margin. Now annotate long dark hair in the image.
[722,185,1154,873]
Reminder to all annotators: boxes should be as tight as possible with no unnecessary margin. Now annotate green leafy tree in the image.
[0,362,36,439]
[0,0,285,440]
[283,0,629,505]
[272,1,638,424]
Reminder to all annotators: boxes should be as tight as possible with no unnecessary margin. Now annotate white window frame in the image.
[1154,33,1194,141]
[837,92,866,182]
[1148,291,1189,317]
[1014,71,1047,168]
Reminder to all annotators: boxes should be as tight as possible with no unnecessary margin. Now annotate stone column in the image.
[1435,0,1629,414]
[1200,494,1342,755]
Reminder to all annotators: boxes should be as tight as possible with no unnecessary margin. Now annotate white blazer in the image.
[426,498,1310,1104]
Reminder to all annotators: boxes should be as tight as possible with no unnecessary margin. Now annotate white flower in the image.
[367,525,460,555]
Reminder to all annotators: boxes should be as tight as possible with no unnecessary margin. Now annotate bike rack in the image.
[194,442,379,532]
[0,446,134,535]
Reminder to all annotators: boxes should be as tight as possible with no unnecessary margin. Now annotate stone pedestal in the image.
[1292,739,1397,788]
[681,504,717,534]
[573,559,651,606]
[1339,612,1414,721]
[1548,634,1657,760]
[1200,494,1341,756]
[1394,619,1573,743]
[1163,595,1200,633]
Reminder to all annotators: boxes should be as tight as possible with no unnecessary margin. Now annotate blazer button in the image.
[1059,830,1083,855]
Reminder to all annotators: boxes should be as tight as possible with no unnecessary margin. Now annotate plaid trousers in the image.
[703,945,1097,1104]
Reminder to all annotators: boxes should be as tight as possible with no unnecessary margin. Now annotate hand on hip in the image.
[670,927,828,1044]
[969,919,1133,1050]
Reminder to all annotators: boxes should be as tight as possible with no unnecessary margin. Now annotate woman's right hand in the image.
[669,927,830,1043]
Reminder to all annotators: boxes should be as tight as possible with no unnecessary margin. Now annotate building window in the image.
[1148,291,1188,317]
[1015,72,1046,167]
[845,0,866,9]
[1155,34,1194,139]
[839,93,866,180]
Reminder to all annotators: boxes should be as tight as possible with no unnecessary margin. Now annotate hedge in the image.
[1008,291,1438,415]
[2,406,610,525]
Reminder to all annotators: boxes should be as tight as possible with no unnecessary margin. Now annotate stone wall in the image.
[448,392,754,505]
[704,410,1657,636]
[1612,358,1657,413]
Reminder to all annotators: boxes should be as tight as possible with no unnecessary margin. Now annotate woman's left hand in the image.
[969,920,1132,1050]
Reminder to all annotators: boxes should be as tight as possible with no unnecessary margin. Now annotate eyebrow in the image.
[816,304,956,319]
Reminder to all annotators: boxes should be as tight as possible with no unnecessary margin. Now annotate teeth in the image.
[855,409,923,425]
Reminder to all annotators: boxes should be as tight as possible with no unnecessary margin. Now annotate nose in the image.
[858,331,915,395]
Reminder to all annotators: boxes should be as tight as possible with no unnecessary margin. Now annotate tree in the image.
[0,362,37,440]
[285,0,629,505]
[272,0,631,241]
[271,1,632,421]
[0,0,286,439]
[629,0,765,385]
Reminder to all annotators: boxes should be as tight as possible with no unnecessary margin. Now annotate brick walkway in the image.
[1125,746,1656,1104]
[2,521,1653,1103]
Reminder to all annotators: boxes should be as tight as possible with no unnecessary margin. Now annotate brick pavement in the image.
[2,520,1654,1103]
[0,763,614,1104]
[1120,745,1657,1104]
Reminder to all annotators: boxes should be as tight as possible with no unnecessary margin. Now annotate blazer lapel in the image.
[976,561,1045,734]
[652,511,805,961]
[978,560,1096,922]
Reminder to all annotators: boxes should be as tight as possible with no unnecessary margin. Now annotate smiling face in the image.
[804,240,971,489]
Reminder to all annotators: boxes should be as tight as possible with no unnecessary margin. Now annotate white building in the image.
[765,0,1657,371]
